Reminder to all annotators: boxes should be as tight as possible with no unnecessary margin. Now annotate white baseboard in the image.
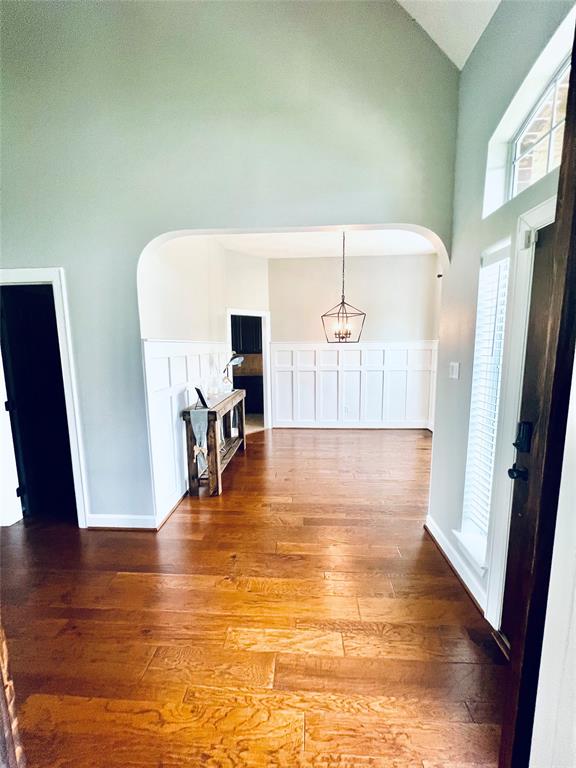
[0,510,24,527]
[86,513,157,530]
[155,493,186,530]
[425,514,487,611]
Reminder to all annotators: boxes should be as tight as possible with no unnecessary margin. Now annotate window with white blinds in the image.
[461,256,510,559]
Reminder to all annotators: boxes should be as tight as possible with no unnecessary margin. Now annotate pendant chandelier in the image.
[321,232,366,343]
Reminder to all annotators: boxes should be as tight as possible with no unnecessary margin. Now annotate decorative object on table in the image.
[188,408,208,473]
[182,389,246,496]
[222,353,245,390]
[321,231,366,343]
[194,387,209,409]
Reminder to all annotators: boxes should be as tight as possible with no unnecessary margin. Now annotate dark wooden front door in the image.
[498,40,576,768]
[500,223,556,644]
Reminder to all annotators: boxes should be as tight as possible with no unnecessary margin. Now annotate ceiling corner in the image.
[396,0,502,70]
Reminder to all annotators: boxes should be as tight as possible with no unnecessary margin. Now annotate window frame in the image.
[509,56,571,199]
[456,247,511,572]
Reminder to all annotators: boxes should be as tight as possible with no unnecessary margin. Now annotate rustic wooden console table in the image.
[182,389,246,496]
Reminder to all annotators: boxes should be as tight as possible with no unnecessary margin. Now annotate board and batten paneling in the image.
[271,342,437,429]
[142,340,227,527]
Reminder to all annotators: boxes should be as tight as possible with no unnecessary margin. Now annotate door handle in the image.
[508,463,529,481]
[513,421,533,453]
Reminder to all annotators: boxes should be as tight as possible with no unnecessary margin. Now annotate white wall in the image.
[138,236,269,342]
[269,253,440,343]
[530,359,576,768]
[140,244,439,347]
[138,237,223,342]
[223,248,270,318]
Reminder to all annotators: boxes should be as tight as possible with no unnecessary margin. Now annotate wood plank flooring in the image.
[0,429,506,766]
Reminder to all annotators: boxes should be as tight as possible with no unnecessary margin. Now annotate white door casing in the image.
[226,308,272,429]
[0,344,22,526]
[0,268,89,528]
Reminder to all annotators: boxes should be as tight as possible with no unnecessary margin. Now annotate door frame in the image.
[0,344,22,526]
[226,308,272,429]
[499,42,576,767]
[0,268,89,528]
[484,196,556,628]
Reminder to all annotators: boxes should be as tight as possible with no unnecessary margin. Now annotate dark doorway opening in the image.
[230,315,264,429]
[0,284,77,523]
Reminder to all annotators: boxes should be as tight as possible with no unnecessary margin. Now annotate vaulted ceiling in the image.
[396,0,502,69]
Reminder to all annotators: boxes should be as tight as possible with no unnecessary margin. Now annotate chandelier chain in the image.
[341,232,346,300]
[320,229,366,343]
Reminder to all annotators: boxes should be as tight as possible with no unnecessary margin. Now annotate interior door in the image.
[500,223,556,643]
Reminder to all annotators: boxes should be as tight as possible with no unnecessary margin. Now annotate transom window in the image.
[511,59,570,197]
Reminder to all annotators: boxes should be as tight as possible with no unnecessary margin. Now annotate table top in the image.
[182,389,245,419]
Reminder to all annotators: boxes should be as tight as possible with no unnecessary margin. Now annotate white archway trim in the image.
[0,268,89,528]
[137,221,450,291]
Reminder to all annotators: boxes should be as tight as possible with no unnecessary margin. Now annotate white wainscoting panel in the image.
[142,340,227,527]
[271,342,437,429]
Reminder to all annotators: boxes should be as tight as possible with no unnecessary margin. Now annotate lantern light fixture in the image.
[321,232,366,343]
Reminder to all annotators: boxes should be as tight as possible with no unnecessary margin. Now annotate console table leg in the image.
[185,420,199,495]
[207,414,223,495]
[238,399,246,452]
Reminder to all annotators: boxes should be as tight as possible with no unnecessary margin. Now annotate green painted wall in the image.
[1,1,458,522]
[428,1,574,581]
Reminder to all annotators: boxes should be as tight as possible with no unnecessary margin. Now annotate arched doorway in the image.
[137,224,449,527]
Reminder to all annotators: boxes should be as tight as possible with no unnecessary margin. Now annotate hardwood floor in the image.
[1,429,506,767]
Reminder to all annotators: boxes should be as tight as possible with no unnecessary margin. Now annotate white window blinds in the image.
[461,256,510,547]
